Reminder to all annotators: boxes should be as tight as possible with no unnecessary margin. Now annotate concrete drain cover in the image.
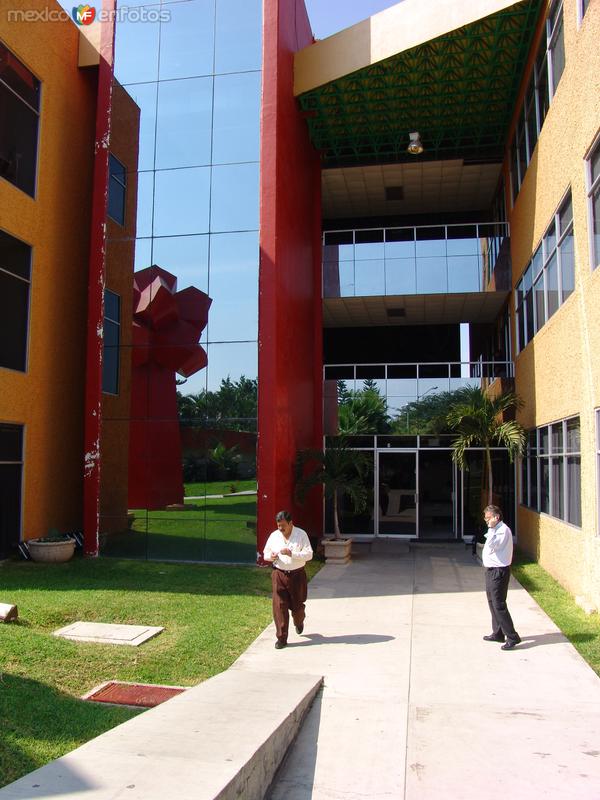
[83,681,187,708]
[53,621,163,646]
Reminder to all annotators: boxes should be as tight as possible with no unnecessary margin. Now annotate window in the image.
[522,416,580,527]
[516,191,574,351]
[509,1,565,201]
[586,135,600,270]
[102,289,120,394]
[0,42,40,197]
[108,154,126,225]
[0,423,23,559]
[0,229,31,372]
[578,0,591,25]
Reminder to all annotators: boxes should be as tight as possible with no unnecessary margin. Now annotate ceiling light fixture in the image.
[407,131,424,155]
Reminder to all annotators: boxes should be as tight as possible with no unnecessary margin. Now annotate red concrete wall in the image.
[257,0,323,555]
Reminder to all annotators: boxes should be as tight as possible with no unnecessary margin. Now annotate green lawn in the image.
[0,557,322,788]
[513,551,600,677]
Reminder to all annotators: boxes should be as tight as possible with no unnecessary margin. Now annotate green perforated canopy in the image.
[298,0,542,168]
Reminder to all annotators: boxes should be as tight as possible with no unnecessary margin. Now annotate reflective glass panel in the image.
[207,232,258,343]
[151,235,209,294]
[153,167,211,236]
[416,257,446,293]
[206,342,258,399]
[560,231,575,300]
[446,226,478,255]
[546,251,559,318]
[114,15,160,84]
[215,0,262,73]
[447,255,480,292]
[385,259,416,294]
[355,260,384,296]
[210,163,259,232]
[159,0,215,80]
[155,78,213,169]
[135,171,154,238]
[212,72,261,164]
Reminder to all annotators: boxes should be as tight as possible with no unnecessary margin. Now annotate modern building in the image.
[1,0,598,612]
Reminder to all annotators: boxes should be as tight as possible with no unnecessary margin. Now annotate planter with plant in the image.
[27,530,76,563]
[295,439,370,564]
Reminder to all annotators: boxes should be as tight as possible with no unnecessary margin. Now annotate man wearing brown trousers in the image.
[263,510,313,649]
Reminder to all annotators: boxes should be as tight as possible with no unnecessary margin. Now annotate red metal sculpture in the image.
[128,266,211,510]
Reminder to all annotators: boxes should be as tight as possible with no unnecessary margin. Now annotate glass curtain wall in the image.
[101,0,261,562]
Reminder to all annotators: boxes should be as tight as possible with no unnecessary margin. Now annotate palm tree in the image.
[446,386,525,505]
[295,440,370,540]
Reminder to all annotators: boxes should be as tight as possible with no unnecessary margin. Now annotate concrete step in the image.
[0,670,322,800]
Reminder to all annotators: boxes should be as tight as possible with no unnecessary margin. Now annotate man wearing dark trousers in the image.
[263,510,313,649]
[481,504,521,651]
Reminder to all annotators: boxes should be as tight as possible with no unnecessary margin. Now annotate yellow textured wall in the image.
[509,0,600,609]
[0,0,97,538]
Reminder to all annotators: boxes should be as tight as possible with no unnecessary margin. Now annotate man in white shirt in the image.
[481,504,521,650]
[263,510,313,649]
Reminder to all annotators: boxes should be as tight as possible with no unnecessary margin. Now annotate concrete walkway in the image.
[238,544,600,799]
[2,545,600,799]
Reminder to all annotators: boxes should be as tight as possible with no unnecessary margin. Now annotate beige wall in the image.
[509,0,600,609]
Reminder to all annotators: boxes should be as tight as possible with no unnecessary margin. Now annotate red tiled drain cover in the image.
[84,681,187,708]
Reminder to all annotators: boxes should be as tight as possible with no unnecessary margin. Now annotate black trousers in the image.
[485,566,519,642]
[271,567,307,644]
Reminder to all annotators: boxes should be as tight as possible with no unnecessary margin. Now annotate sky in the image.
[304,0,400,39]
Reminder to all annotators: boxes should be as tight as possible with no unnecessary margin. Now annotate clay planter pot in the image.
[27,538,76,563]
[322,538,352,565]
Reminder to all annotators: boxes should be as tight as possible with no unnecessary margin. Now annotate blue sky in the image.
[304,0,400,39]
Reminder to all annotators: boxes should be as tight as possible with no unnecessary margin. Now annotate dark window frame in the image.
[509,0,565,203]
[521,415,581,527]
[108,153,127,225]
[102,288,121,395]
[515,189,573,352]
[0,228,32,372]
[0,40,41,198]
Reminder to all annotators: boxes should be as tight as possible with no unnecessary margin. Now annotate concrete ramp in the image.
[0,670,322,800]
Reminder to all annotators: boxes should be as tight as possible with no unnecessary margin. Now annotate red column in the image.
[83,1,116,556]
[257,0,323,560]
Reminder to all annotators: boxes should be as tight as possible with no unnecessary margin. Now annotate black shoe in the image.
[295,623,304,635]
[274,640,287,650]
[501,636,521,651]
[483,634,505,642]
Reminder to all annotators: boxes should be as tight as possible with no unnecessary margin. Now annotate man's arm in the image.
[486,524,510,553]
[263,533,279,562]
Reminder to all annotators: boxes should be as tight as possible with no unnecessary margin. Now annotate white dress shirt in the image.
[264,526,313,571]
[482,520,513,567]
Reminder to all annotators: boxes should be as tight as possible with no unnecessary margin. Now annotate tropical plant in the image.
[337,379,391,434]
[392,390,462,434]
[177,376,258,431]
[446,386,525,505]
[295,439,371,540]
[208,442,242,479]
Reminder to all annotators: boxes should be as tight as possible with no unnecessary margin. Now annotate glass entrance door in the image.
[377,451,417,536]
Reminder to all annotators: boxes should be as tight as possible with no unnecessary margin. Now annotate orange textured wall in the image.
[0,0,97,538]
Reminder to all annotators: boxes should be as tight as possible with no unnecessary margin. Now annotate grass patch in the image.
[184,480,257,497]
[103,493,258,562]
[0,557,322,788]
[513,550,600,677]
